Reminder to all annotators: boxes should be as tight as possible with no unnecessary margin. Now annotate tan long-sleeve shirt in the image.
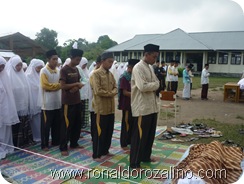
[90,66,117,115]
[131,60,159,117]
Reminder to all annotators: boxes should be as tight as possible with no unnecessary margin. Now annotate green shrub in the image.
[178,67,184,77]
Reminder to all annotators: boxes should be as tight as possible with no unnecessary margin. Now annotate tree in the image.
[35,28,58,50]
[97,35,118,49]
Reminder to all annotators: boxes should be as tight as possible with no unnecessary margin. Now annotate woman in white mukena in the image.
[6,55,34,148]
[26,59,45,142]
[0,56,19,159]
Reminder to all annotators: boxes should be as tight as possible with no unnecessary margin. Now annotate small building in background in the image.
[106,28,244,76]
[0,32,47,59]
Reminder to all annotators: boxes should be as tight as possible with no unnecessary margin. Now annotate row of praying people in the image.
[0,44,161,170]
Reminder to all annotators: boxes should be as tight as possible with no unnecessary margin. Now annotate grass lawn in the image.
[158,118,244,148]
[177,76,239,91]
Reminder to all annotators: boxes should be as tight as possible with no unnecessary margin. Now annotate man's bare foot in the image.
[42,147,49,152]
[61,151,69,156]
[70,145,84,149]
[93,157,103,162]
[106,153,114,156]
[121,146,129,150]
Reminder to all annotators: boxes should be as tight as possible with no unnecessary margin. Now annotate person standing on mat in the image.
[40,50,62,151]
[118,59,139,150]
[90,52,117,161]
[59,49,84,156]
[130,44,160,169]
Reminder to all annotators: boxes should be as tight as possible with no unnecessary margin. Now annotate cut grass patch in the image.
[177,77,238,91]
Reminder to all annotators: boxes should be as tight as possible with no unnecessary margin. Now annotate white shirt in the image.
[39,67,61,110]
[166,65,174,82]
[172,66,179,82]
[201,68,210,85]
[131,60,159,117]
[238,78,244,90]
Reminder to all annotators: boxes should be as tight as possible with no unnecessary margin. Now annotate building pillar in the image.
[180,52,183,67]
[132,52,134,58]
[182,52,186,67]
[120,52,122,62]
[202,51,207,69]
[159,51,162,62]
[164,51,166,62]
[228,52,231,73]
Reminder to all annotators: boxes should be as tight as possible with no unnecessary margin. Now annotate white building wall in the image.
[209,51,244,74]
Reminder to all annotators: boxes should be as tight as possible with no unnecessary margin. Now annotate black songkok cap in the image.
[144,44,160,53]
[70,49,83,58]
[187,64,192,69]
[96,55,102,63]
[205,63,209,67]
[128,59,140,66]
[46,49,57,58]
[101,52,114,60]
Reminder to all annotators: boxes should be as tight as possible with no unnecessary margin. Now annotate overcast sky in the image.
[1,0,244,45]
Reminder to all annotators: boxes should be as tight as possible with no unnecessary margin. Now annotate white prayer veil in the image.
[110,60,119,84]
[26,59,45,115]
[118,63,125,77]
[0,56,19,127]
[88,61,96,74]
[5,55,31,116]
[63,58,71,67]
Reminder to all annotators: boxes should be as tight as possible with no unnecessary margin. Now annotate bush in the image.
[178,67,184,77]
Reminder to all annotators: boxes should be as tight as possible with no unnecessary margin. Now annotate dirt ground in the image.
[114,88,244,127]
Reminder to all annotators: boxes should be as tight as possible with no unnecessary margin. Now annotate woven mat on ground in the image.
[171,141,244,184]
[63,141,188,184]
[0,124,186,184]
[0,132,123,184]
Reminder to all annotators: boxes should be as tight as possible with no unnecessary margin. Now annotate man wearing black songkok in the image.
[90,52,117,161]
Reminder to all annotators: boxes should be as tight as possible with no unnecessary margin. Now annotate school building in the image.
[106,28,244,76]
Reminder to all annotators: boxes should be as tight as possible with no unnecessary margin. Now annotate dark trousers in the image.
[201,84,209,99]
[130,113,157,168]
[41,109,61,149]
[120,110,134,148]
[90,111,96,142]
[59,103,82,151]
[156,79,166,96]
[93,114,114,159]
[171,81,178,94]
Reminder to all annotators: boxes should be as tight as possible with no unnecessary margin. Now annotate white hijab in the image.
[89,61,96,74]
[26,59,45,115]
[118,63,125,77]
[79,57,89,78]
[77,57,89,100]
[22,62,28,70]
[63,58,71,67]
[0,56,19,126]
[110,60,119,84]
[5,55,31,116]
